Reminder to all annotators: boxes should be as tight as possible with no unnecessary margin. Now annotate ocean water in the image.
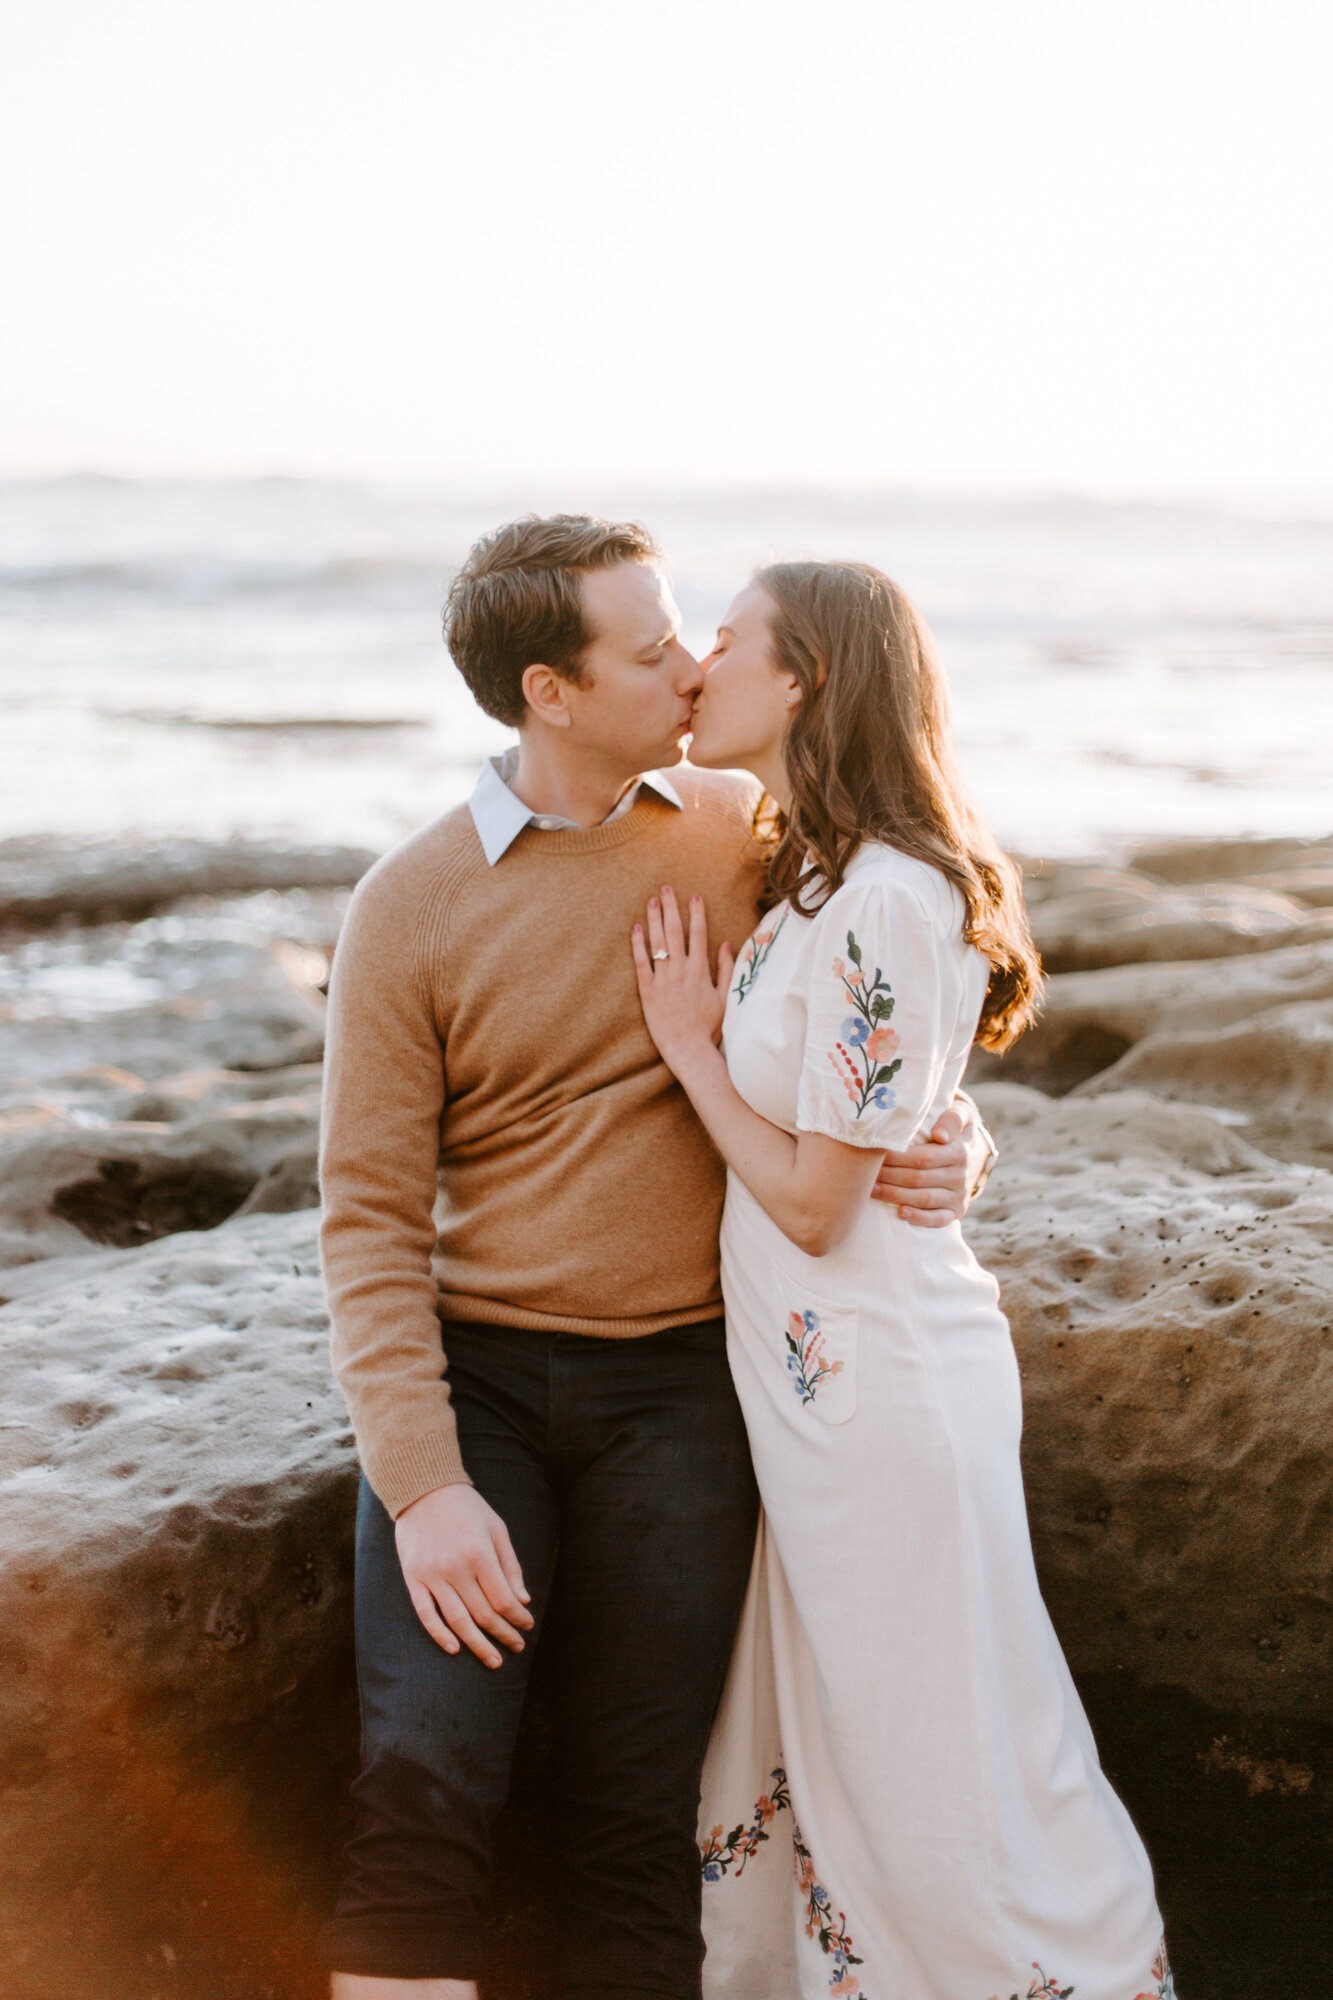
[2,477,1331,860]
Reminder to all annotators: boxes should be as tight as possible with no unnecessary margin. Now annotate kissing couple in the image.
[318,515,1174,1999]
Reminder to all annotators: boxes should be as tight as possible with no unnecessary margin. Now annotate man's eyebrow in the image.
[641,619,681,652]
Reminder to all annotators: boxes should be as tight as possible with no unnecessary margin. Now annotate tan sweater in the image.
[320,769,767,1517]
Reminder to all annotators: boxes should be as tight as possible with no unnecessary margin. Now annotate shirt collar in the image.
[468,749,683,866]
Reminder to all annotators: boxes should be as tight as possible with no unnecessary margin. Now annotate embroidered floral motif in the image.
[784,1307,845,1406]
[700,1765,791,1881]
[1132,1940,1175,2000]
[828,930,901,1118]
[792,1818,867,1997]
[734,909,789,1003]
[985,1969,1073,2000]
[702,1775,867,1996]
[985,1934,1172,2000]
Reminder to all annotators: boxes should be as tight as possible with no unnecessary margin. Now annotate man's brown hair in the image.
[443,513,662,727]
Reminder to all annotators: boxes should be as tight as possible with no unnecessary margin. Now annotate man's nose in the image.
[671,640,704,697]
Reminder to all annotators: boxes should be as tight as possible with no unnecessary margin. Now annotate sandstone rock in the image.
[1016,860,1160,907]
[969,938,1333,1097]
[0,835,375,929]
[0,924,330,1097]
[1029,879,1333,974]
[1013,843,1333,975]
[0,1211,357,1996]
[0,1091,321,1273]
[1078,999,1333,1168]
[965,1083,1333,1722]
[1126,833,1333,887]
[1234,865,1333,910]
[2,1084,1330,1992]
[118,1059,325,1126]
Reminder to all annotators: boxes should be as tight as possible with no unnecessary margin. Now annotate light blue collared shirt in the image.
[468,747,684,866]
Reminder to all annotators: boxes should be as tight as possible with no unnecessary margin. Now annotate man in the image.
[319,514,993,1999]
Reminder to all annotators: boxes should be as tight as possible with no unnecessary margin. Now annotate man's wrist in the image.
[373,1429,473,1521]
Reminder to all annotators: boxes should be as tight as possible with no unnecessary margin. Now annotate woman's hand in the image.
[631,885,735,1075]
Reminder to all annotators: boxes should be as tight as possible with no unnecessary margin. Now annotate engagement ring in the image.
[652,949,670,961]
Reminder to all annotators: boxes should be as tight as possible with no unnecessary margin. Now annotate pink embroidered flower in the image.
[788,1311,805,1338]
[797,1852,816,1892]
[865,1025,900,1062]
[756,1794,775,1823]
[829,1976,861,1997]
[831,955,844,977]
[831,1358,845,1375]
[845,968,864,986]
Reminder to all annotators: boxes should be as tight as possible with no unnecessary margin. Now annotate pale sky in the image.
[3,0,1330,494]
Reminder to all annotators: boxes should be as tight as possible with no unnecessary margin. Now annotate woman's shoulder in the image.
[824,842,958,929]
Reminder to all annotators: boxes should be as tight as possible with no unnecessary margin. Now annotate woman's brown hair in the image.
[754,559,1041,1051]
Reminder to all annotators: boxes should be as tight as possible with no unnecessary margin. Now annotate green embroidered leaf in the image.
[845,930,862,967]
[870,993,895,1019]
[867,1058,903,1087]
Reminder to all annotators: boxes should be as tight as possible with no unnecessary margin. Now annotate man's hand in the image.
[871,1103,973,1227]
[395,1483,534,1670]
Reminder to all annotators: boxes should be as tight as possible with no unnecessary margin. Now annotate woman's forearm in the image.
[670,1041,881,1255]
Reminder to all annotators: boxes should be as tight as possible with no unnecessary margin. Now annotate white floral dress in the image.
[700,842,1173,2000]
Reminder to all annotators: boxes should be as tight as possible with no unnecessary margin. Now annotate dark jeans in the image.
[322,1316,759,1997]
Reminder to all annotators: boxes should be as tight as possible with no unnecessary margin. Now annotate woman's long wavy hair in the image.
[754,559,1041,1051]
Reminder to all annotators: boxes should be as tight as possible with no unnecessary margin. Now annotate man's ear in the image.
[520,662,574,730]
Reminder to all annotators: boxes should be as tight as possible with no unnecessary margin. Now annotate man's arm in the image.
[870,1090,997,1225]
[321,864,532,1667]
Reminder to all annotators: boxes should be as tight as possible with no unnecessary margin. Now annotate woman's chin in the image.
[684,730,728,770]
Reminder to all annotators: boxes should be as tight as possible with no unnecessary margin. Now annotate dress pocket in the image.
[767,1259,858,1425]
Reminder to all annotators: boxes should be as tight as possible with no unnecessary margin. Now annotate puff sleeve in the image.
[795,874,959,1151]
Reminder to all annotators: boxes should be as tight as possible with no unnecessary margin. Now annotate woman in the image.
[630,562,1173,2000]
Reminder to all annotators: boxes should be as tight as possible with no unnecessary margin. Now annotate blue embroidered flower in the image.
[829,934,903,1121]
[702,1861,721,1882]
[870,1085,897,1111]
[784,1309,844,1405]
[792,1819,866,1992]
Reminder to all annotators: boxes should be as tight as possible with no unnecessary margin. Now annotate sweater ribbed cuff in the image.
[370,1428,473,1520]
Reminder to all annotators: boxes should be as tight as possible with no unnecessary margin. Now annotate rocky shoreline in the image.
[1,831,1331,1999]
